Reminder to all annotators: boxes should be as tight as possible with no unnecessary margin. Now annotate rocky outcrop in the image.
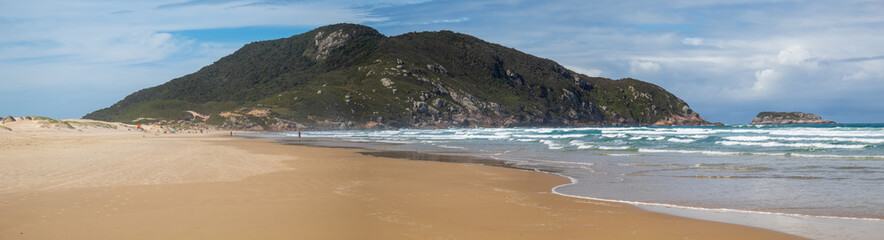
[651,112,708,126]
[426,64,451,77]
[750,112,836,125]
[311,30,351,60]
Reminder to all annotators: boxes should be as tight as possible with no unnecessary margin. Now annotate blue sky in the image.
[1,0,883,124]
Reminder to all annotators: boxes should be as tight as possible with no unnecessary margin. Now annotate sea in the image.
[249,124,884,240]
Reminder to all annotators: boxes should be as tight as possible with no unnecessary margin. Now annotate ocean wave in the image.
[637,148,785,156]
[601,128,770,136]
[636,148,884,160]
[601,133,627,138]
[790,153,884,160]
[515,138,538,142]
[629,135,666,141]
[598,146,635,151]
[667,138,696,143]
[568,140,595,149]
[616,163,771,171]
[715,140,869,149]
[595,153,644,156]
[540,140,565,150]
[767,129,884,137]
[723,136,884,144]
[512,134,588,139]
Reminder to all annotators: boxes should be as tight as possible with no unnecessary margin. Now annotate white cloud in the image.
[777,45,815,67]
[0,0,410,118]
[564,65,603,77]
[842,71,869,81]
[751,68,778,94]
[0,0,391,65]
[682,37,704,46]
[430,17,470,24]
[91,31,189,63]
[629,60,661,74]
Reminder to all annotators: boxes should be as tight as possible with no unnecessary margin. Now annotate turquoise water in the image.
[255,124,884,239]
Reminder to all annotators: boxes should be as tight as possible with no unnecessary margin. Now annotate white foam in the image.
[512,134,587,139]
[524,129,554,133]
[598,146,632,150]
[598,153,644,156]
[637,148,884,159]
[667,138,696,143]
[601,133,627,138]
[722,136,771,141]
[602,128,770,136]
[629,135,665,141]
[436,145,466,150]
[723,136,884,144]
[638,148,787,157]
[716,140,869,149]
[540,140,564,150]
[768,129,884,137]
[790,153,884,160]
[568,140,595,149]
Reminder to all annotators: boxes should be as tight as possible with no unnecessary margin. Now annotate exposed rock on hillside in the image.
[750,112,836,125]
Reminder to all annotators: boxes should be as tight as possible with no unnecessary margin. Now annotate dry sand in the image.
[0,119,805,239]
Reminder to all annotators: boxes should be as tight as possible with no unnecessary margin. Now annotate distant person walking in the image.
[298,131,301,139]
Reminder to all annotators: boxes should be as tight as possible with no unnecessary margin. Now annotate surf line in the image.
[545,171,883,222]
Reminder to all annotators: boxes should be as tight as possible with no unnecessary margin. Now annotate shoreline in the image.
[551,174,883,221]
[0,130,805,239]
[266,137,883,221]
[262,135,883,240]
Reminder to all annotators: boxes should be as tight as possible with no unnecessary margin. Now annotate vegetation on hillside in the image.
[85,24,708,130]
[755,112,809,120]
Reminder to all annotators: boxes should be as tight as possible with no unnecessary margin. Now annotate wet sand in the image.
[0,128,805,239]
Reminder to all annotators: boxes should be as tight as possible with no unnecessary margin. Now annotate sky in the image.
[1,0,883,124]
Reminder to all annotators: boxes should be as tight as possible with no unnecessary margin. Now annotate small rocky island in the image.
[749,112,836,125]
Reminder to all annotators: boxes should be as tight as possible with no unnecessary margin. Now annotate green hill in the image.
[84,24,709,130]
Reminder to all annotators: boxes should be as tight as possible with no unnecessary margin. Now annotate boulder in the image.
[432,98,446,109]
[413,101,429,114]
[506,69,525,86]
[380,78,394,88]
[426,64,450,76]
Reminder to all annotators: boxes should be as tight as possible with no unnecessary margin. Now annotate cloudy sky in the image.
[2,0,882,124]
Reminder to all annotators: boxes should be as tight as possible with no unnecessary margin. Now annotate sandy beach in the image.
[0,119,804,239]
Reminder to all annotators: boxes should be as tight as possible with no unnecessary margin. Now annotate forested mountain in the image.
[85,24,709,130]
